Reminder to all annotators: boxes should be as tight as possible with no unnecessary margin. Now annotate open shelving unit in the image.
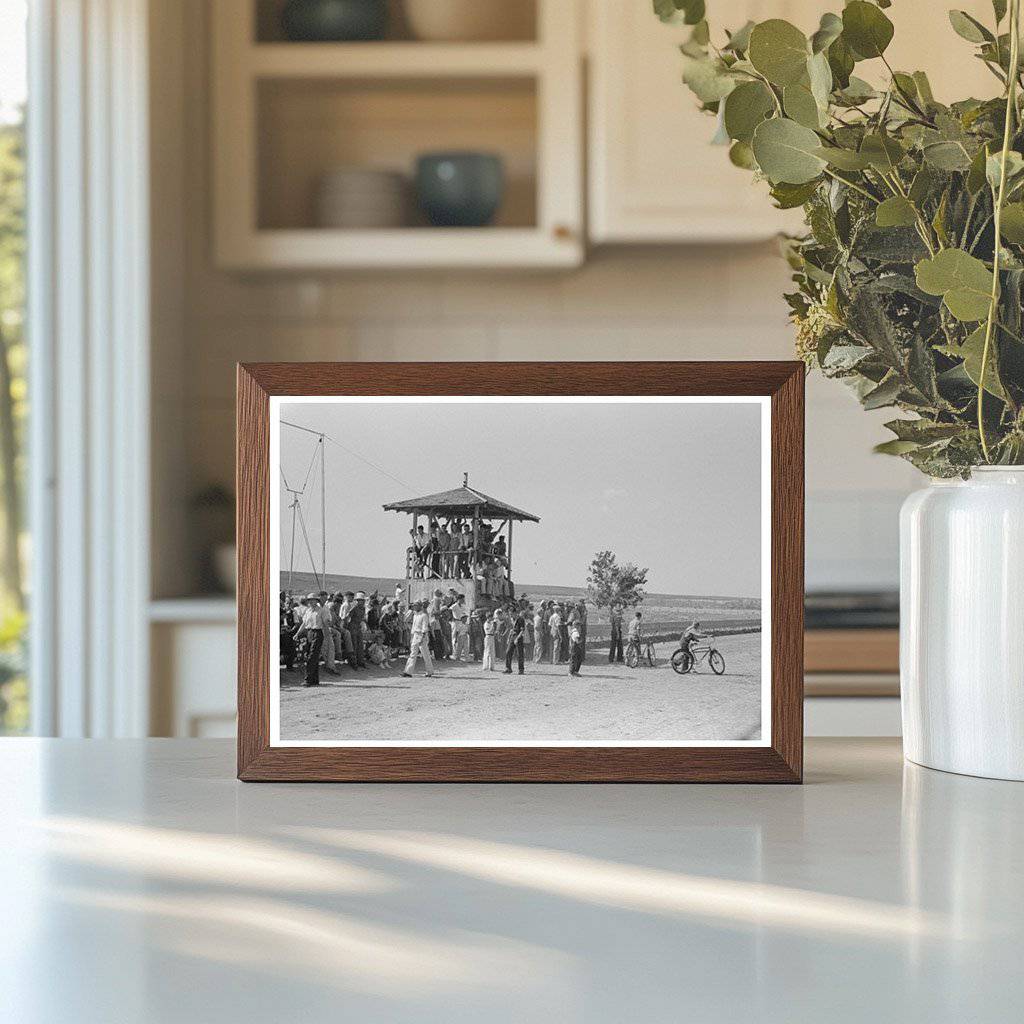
[212,0,583,268]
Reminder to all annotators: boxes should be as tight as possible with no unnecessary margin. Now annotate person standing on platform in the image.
[437,522,453,577]
[295,593,324,687]
[569,620,584,676]
[503,605,527,675]
[457,524,473,578]
[410,525,429,578]
[401,601,434,678]
[609,606,624,663]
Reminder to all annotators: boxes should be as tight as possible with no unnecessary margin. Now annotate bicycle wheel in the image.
[709,649,725,675]
[670,648,693,674]
[645,644,656,667]
[626,645,639,668]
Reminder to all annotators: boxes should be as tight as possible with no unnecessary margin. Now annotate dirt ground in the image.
[279,632,763,743]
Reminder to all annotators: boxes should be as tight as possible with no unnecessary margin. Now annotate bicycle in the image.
[670,640,725,675]
[625,636,656,668]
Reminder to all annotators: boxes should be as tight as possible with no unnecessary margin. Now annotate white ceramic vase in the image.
[900,467,1024,780]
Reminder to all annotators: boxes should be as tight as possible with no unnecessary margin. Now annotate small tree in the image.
[586,551,649,612]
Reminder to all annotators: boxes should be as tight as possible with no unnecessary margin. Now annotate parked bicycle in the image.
[625,636,657,668]
[670,639,725,675]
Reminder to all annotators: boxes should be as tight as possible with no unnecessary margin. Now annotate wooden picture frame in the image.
[237,362,804,782]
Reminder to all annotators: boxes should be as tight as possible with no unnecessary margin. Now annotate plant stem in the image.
[979,0,1021,463]
[821,167,879,203]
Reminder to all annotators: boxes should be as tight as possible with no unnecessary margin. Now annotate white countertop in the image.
[1,738,1021,1023]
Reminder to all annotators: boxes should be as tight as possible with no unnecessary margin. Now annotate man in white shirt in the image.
[295,594,324,687]
[402,601,434,677]
[627,612,643,662]
[569,621,584,676]
[318,591,339,673]
[548,607,563,664]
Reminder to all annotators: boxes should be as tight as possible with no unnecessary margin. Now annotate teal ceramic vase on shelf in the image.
[280,0,387,42]
[415,152,505,228]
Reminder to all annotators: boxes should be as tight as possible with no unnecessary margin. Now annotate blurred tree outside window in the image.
[0,0,28,734]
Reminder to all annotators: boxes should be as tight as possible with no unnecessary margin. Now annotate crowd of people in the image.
[407,518,510,589]
[281,586,591,686]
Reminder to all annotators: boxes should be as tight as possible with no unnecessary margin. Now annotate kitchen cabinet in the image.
[211,0,583,269]
[587,0,999,244]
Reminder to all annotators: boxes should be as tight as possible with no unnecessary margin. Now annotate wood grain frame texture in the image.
[237,362,804,783]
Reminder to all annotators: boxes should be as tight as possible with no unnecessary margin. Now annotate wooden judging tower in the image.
[383,474,540,613]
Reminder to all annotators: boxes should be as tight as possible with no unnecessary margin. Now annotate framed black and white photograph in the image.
[238,362,804,781]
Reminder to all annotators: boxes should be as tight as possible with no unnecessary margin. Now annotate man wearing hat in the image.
[345,592,367,669]
[318,591,340,673]
[295,593,324,687]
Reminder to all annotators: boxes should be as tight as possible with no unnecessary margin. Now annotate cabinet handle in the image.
[553,224,574,241]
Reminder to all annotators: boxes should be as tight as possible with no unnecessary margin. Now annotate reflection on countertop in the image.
[1,738,1022,1022]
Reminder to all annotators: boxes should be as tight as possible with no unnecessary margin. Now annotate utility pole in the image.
[320,435,326,588]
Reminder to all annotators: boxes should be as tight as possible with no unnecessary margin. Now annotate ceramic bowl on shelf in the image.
[280,0,388,42]
[414,152,504,227]
[314,167,409,228]
[403,0,534,42]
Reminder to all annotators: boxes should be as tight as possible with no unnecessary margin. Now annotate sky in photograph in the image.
[278,399,764,597]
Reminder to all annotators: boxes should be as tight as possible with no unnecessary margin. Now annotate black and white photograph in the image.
[270,396,770,746]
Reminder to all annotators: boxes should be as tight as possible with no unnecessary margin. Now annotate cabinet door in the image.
[588,1,814,243]
[588,0,999,244]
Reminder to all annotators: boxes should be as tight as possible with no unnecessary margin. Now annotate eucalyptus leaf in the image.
[876,196,918,228]
[783,83,822,129]
[728,140,758,170]
[654,0,705,25]
[752,117,827,184]
[874,439,922,455]
[885,419,964,443]
[681,55,737,103]
[826,35,855,89]
[915,249,994,321]
[948,10,993,44]
[1000,202,1024,242]
[723,81,775,143]
[842,1,895,60]
[770,179,820,209]
[967,143,993,193]
[807,51,833,111]
[860,133,905,173]
[810,12,843,54]
[724,20,755,53]
[923,140,973,171]
[909,165,937,205]
[986,150,1024,190]
[862,375,902,410]
[814,146,872,171]
[912,71,935,105]
[748,19,810,87]
[958,324,1007,398]
[836,76,877,104]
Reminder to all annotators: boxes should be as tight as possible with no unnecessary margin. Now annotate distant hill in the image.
[281,570,761,611]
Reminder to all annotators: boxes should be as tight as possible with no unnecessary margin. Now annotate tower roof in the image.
[383,481,540,522]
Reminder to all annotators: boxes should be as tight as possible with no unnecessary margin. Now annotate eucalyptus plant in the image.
[659,0,1024,475]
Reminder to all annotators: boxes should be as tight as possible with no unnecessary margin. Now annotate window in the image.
[0,0,28,734]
